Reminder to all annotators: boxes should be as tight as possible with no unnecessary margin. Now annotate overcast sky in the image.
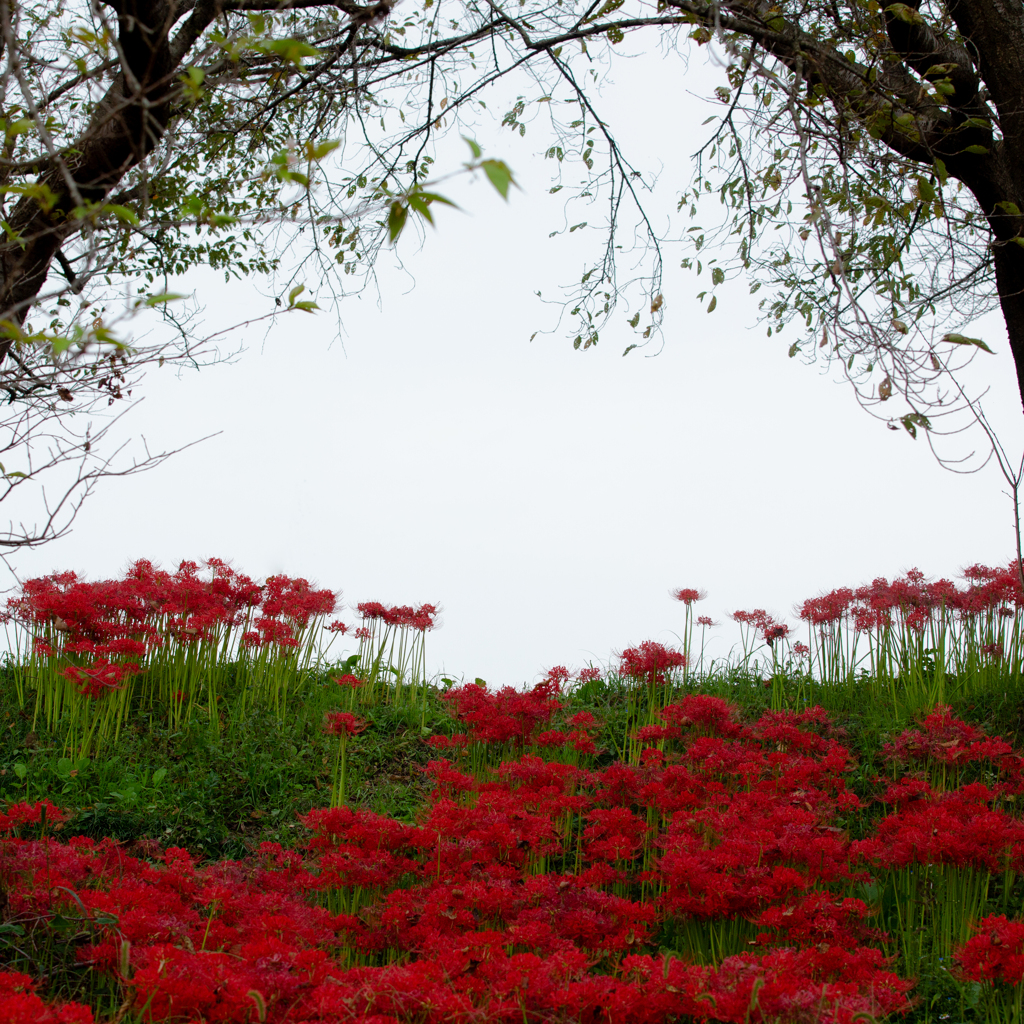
[6,44,1022,686]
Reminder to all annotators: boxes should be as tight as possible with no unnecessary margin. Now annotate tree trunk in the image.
[991,241,1024,415]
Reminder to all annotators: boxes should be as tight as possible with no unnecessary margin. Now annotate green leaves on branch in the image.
[388,142,517,243]
[212,17,322,68]
[464,138,517,199]
[180,66,205,103]
[0,118,32,141]
[0,318,125,359]
[388,188,459,242]
[900,412,931,439]
[139,293,185,308]
[262,138,341,190]
[178,194,238,228]
[286,284,319,313]
[4,181,58,214]
[258,38,321,66]
[941,333,994,353]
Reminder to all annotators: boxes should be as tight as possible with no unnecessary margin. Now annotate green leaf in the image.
[388,201,408,242]
[481,159,515,200]
[262,38,322,65]
[287,284,306,306]
[152,768,167,786]
[711,267,725,285]
[6,182,58,214]
[915,176,936,203]
[306,139,340,162]
[145,292,185,307]
[4,118,32,139]
[788,342,800,357]
[996,201,1022,217]
[292,300,319,312]
[13,763,26,781]
[899,412,931,439]
[627,312,640,328]
[106,204,139,225]
[180,65,206,101]
[463,136,482,159]
[962,145,989,155]
[941,333,993,353]
[707,295,717,312]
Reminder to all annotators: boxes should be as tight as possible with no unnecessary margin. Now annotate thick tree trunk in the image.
[0,0,178,353]
[991,242,1024,415]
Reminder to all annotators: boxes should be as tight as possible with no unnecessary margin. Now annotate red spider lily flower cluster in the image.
[0,689,944,1024]
[442,678,565,748]
[672,587,707,605]
[880,705,1016,780]
[11,591,1024,1024]
[4,560,345,752]
[353,601,440,694]
[955,914,1024,985]
[8,559,338,673]
[618,641,686,687]
[799,564,1024,632]
[0,972,93,1023]
[356,601,439,632]
[732,609,791,646]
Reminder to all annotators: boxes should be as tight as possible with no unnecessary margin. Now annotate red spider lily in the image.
[334,673,362,689]
[733,608,791,646]
[618,641,686,687]
[852,786,1024,872]
[323,712,368,738]
[542,665,570,688]
[583,807,649,863]
[61,658,140,698]
[660,694,743,738]
[0,972,94,1023]
[696,615,716,627]
[357,601,439,630]
[799,588,855,626]
[881,706,1015,774]
[262,575,336,626]
[443,681,562,748]
[425,733,470,753]
[576,666,601,683]
[954,914,1024,985]
[671,587,707,605]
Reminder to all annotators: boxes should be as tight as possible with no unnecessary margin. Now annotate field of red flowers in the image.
[0,559,1023,1023]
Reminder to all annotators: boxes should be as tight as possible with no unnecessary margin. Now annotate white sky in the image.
[6,43,1022,686]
